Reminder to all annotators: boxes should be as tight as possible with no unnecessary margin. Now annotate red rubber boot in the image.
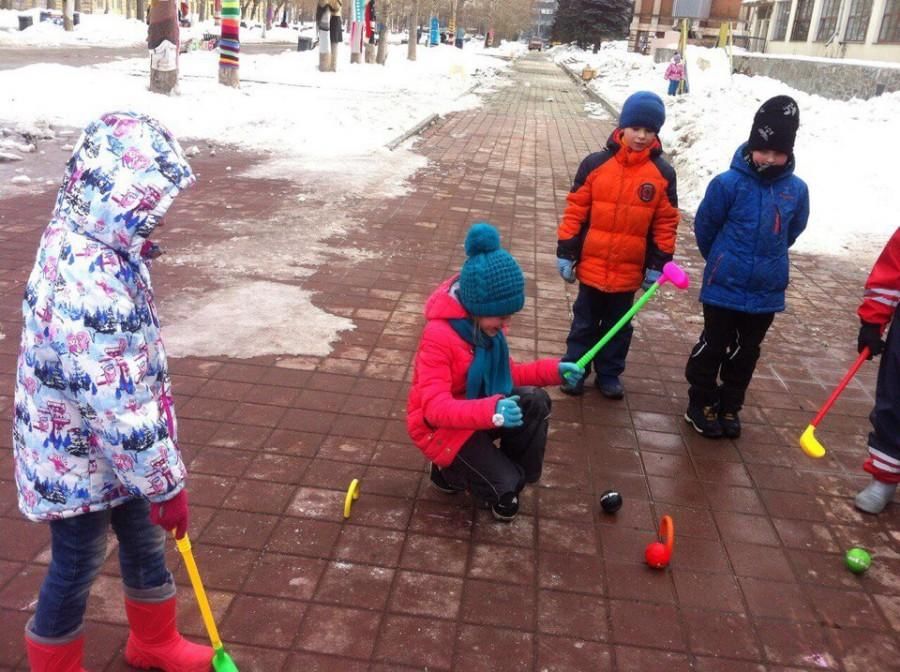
[124,597,212,672]
[24,633,86,672]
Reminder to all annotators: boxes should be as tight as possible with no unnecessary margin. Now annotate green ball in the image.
[845,547,872,574]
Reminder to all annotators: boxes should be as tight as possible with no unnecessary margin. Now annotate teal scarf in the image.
[449,317,513,399]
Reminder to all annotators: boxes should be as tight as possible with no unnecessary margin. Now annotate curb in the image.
[556,59,620,119]
[385,113,440,151]
[385,81,480,151]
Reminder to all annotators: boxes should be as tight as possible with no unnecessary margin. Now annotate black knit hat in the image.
[747,95,800,154]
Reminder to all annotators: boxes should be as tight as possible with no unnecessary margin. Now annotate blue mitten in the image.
[558,362,585,386]
[556,258,576,283]
[641,268,662,291]
[495,396,523,428]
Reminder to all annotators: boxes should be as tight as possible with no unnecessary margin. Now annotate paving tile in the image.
[388,570,464,619]
[682,608,760,659]
[753,619,837,668]
[605,561,676,604]
[293,604,381,659]
[373,614,456,669]
[267,517,342,558]
[454,624,533,672]
[468,542,536,585]
[614,645,692,672]
[242,552,327,601]
[608,600,684,650]
[538,589,608,642]
[740,577,816,622]
[459,578,535,630]
[219,594,306,648]
[672,569,745,612]
[537,635,612,671]
[314,560,394,611]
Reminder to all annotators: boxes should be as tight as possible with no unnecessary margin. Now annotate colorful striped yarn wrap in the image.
[219,0,240,69]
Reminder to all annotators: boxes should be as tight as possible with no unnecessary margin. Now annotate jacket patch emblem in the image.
[638,183,656,202]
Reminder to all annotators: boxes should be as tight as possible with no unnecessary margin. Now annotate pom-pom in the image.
[465,222,501,257]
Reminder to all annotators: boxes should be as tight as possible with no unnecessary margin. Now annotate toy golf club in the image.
[174,533,239,672]
[798,348,870,459]
[572,261,690,373]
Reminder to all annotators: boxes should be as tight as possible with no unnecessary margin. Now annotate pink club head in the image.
[660,261,689,289]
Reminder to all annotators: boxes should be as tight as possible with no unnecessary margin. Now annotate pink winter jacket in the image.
[665,62,685,81]
[407,277,562,467]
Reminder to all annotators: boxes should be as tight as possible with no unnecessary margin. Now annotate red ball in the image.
[645,541,671,569]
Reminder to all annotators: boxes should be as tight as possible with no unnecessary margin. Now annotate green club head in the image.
[212,647,239,672]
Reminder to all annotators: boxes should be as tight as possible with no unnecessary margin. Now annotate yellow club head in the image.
[799,425,826,459]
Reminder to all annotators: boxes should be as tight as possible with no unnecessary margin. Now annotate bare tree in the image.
[407,0,418,60]
[63,0,74,30]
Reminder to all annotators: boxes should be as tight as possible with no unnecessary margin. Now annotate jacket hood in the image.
[424,276,468,321]
[730,142,796,183]
[53,111,195,261]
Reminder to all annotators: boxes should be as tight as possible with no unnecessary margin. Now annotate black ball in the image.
[599,490,623,514]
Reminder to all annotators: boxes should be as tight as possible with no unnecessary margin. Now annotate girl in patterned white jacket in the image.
[13,112,211,672]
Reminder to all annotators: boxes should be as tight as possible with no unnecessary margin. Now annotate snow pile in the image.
[0,44,511,174]
[552,42,900,257]
[0,11,149,47]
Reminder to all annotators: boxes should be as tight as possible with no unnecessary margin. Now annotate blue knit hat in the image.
[458,223,525,317]
[619,91,666,133]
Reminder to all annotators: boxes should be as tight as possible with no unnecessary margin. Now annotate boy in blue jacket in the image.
[684,95,809,438]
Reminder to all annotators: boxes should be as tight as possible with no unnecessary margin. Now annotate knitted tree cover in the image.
[219,0,240,70]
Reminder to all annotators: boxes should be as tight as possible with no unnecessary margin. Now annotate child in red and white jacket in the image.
[407,223,583,522]
[854,227,900,514]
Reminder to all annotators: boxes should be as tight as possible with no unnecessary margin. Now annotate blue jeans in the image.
[563,284,635,383]
[30,497,172,639]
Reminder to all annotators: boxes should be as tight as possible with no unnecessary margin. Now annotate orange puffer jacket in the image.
[557,130,680,293]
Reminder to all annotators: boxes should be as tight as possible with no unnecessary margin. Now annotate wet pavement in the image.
[0,52,898,671]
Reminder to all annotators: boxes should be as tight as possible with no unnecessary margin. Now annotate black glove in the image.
[857,321,885,359]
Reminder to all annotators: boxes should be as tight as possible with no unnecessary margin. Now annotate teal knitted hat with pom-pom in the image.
[458,223,525,317]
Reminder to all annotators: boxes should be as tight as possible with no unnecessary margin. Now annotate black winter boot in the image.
[491,492,519,522]
[719,410,741,438]
[684,404,724,438]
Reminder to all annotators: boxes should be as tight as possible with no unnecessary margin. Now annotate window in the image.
[845,0,872,41]
[816,0,841,40]
[791,0,814,40]
[772,1,790,39]
[879,0,900,41]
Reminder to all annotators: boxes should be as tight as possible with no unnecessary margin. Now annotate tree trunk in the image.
[219,0,240,87]
[375,24,387,64]
[148,0,179,94]
[199,0,206,21]
[407,1,417,60]
[265,0,272,29]
[136,0,147,25]
[63,0,74,31]
[126,0,133,20]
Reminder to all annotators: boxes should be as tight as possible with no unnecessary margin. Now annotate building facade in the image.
[743,0,900,61]
[630,0,747,51]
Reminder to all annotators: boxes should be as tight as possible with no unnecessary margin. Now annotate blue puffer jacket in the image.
[695,143,809,314]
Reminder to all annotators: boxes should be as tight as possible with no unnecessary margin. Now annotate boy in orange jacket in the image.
[556,91,680,398]
[854,227,900,514]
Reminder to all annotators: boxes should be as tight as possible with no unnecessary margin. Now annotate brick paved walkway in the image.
[1,53,898,671]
